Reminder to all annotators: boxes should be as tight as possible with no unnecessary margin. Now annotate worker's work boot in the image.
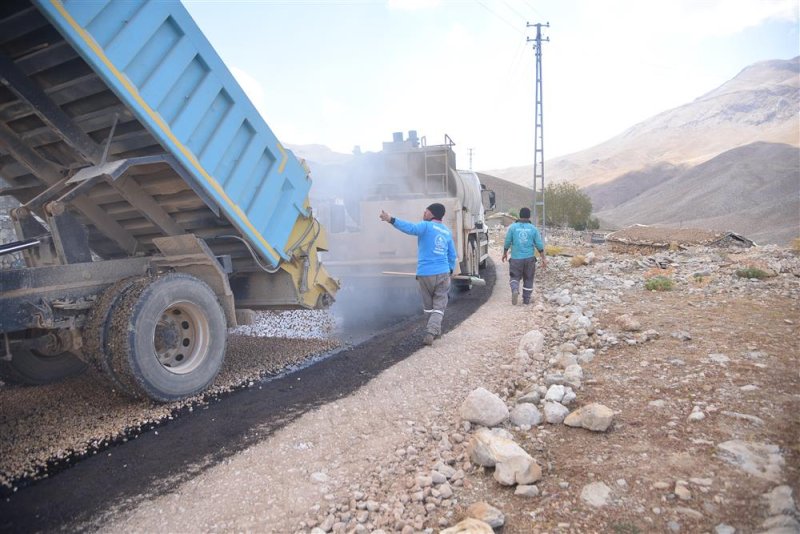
[423,333,435,346]
[512,290,519,305]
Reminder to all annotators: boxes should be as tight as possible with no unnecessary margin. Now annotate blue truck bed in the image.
[1,0,337,308]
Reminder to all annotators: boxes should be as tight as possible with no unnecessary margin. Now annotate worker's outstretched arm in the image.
[379,210,427,236]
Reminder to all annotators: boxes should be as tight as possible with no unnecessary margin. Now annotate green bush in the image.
[542,182,596,230]
[735,267,769,279]
[645,276,673,291]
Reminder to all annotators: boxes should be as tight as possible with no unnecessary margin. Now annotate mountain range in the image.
[485,57,799,245]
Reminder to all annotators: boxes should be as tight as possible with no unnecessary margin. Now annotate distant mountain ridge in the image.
[487,57,799,189]
[484,57,800,244]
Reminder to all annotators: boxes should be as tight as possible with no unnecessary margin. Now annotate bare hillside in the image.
[487,57,799,189]
[475,172,532,214]
[594,142,800,245]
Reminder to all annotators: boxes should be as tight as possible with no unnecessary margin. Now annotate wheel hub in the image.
[153,302,210,375]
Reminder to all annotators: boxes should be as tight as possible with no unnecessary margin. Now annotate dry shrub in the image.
[571,255,587,267]
[545,245,562,256]
[691,273,713,287]
[792,237,800,254]
[643,267,676,279]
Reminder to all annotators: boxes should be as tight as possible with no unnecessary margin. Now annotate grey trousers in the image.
[417,273,451,336]
[509,257,537,303]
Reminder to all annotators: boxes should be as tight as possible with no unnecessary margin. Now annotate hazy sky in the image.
[183,0,800,171]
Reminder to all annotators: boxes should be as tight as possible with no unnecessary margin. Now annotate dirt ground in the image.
[86,231,798,534]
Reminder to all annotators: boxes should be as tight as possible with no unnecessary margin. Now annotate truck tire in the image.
[0,346,86,385]
[106,273,227,402]
[83,277,142,393]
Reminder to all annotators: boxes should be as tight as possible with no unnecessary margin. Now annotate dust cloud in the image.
[305,133,446,340]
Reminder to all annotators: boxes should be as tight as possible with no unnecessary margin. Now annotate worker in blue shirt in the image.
[502,207,547,305]
[380,203,457,345]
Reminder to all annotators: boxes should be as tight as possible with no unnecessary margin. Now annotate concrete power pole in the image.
[527,22,549,237]
[468,148,474,170]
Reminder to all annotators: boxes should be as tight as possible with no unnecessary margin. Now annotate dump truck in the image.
[313,131,495,309]
[0,0,338,401]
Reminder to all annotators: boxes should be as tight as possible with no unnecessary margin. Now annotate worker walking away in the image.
[379,203,457,345]
[501,207,547,305]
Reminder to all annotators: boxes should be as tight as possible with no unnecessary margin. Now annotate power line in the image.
[476,0,525,35]
[499,0,529,23]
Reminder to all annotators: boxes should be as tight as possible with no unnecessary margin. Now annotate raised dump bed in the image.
[0,0,338,401]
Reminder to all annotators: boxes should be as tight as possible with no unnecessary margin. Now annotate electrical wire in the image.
[476,0,524,35]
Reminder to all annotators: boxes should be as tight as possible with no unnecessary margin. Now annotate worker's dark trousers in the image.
[509,257,537,303]
[417,273,451,336]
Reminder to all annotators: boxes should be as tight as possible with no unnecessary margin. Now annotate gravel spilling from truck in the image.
[0,311,341,493]
[229,310,337,339]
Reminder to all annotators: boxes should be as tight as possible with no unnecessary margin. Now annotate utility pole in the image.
[527,22,549,237]
[468,148,474,170]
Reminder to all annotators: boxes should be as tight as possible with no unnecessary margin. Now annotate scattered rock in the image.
[545,384,566,403]
[708,353,730,364]
[616,314,642,331]
[440,517,494,533]
[510,403,542,427]
[467,428,532,468]
[518,330,545,360]
[465,502,505,528]
[564,403,614,431]
[671,331,692,341]
[717,440,785,481]
[674,481,692,500]
[460,388,509,427]
[763,485,797,516]
[580,482,611,507]
[493,455,542,486]
[674,506,704,520]
[544,402,570,424]
[515,484,540,497]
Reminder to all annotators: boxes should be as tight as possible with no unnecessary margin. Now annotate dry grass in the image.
[570,255,587,267]
[545,245,562,256]
[643,267,676,279]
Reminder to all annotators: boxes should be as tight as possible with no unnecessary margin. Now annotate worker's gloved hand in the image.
[379,210,391,222]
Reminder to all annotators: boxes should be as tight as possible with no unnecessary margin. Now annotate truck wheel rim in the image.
[153,301,210,375]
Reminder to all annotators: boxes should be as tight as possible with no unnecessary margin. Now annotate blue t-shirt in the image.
[392,218,457,276]
[504,221,544,259]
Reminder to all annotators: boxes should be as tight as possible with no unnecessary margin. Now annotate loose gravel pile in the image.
[0,311,341,493]
[230,310,337,340]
